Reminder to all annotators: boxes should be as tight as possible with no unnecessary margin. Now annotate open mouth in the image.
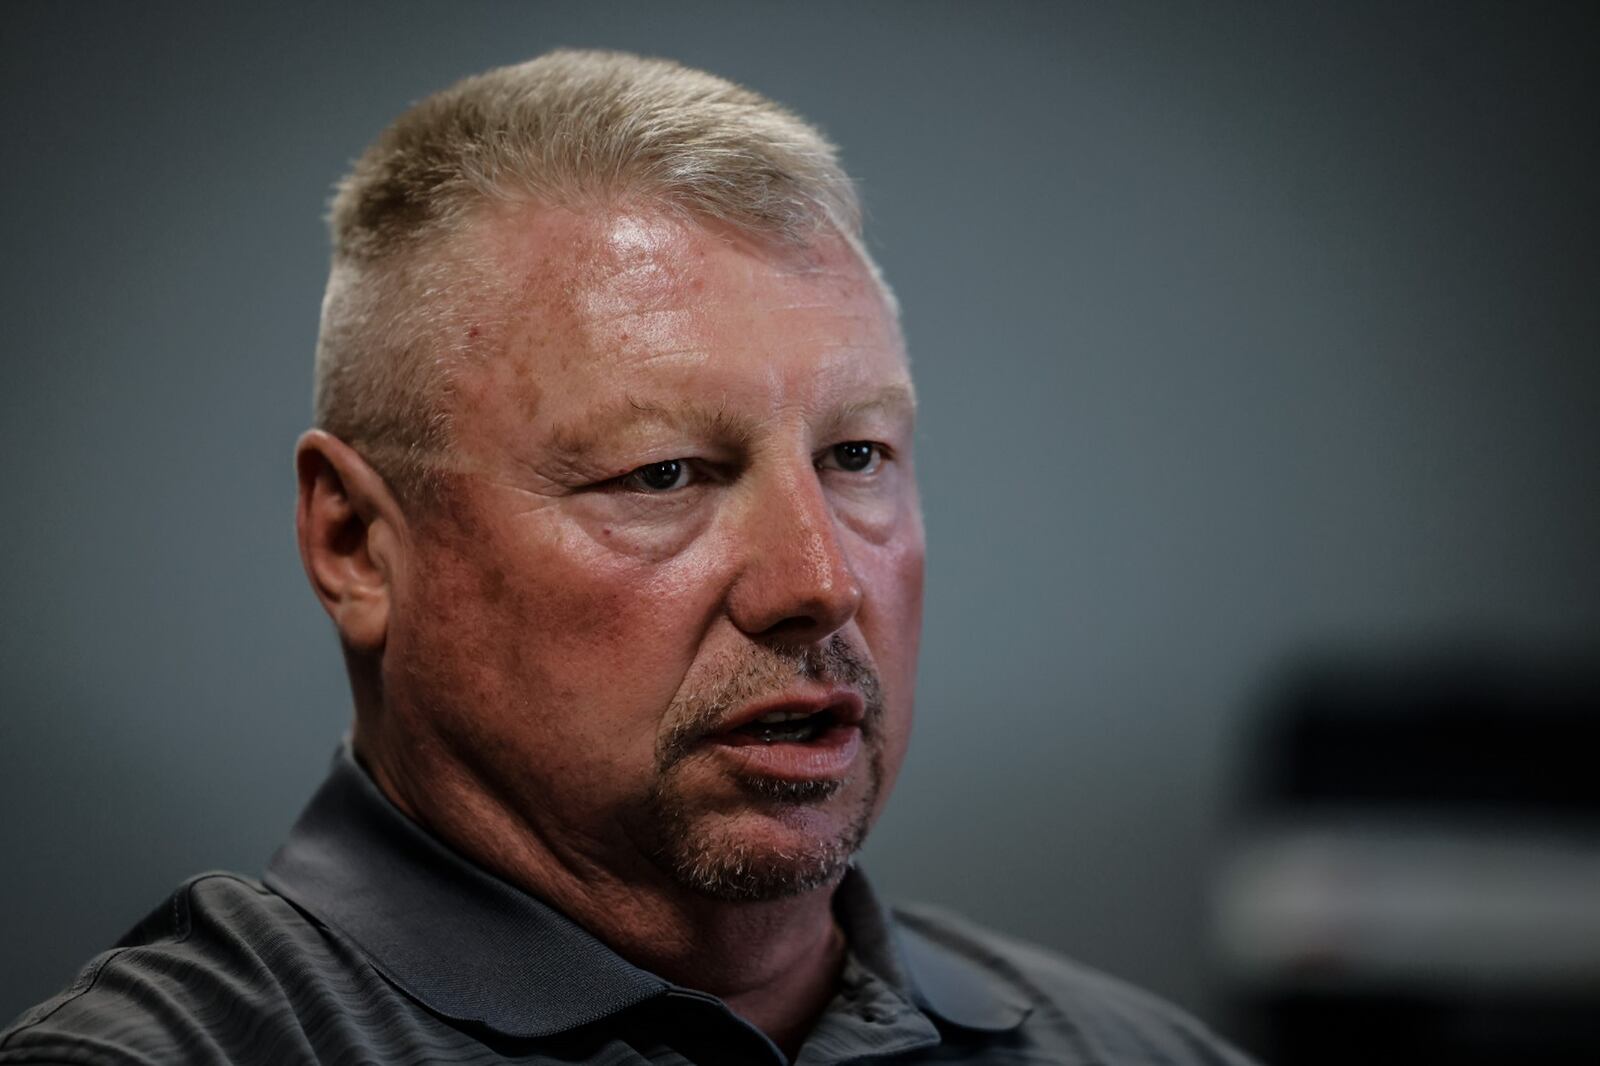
[702,693,865,781]
[726,707,841,745]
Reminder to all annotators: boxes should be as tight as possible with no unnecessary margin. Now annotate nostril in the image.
[761,614,826,640]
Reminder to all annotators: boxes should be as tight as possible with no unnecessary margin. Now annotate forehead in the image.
[477,201,889,314]
[461,203,907,410]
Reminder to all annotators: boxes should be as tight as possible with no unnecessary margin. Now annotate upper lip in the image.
[715,687,866,735]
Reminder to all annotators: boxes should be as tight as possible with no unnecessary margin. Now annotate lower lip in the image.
[708,722,862,781]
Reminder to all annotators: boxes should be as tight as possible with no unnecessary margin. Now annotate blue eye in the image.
[823,442,882,474]
[625,460,690,492]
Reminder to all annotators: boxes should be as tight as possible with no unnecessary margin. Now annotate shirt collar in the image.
[833,866,1032,1032]
[265,744,1029,1038]
[264,745,667,1037]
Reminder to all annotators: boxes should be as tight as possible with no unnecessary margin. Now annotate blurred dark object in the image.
[1211,648,1600,1066]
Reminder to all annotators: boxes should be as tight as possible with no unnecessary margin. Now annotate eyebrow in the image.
[544,382,918,463]
[545,398,751,462]
[816,382,918,439]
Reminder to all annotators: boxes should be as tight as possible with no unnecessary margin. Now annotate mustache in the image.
[656,635,884,769]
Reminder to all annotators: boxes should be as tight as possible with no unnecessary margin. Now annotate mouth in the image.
[721,705,849,746]
[703,691,866,782]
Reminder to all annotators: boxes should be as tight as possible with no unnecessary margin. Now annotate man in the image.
[1,51,1255,1065]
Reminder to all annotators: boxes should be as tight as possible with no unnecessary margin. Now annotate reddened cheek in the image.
[402,508,721,726]
[857,523,926,611]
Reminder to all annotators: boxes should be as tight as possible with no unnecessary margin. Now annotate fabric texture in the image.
[1,748,1257,1065]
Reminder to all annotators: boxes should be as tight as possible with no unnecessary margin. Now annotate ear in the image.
[295,430,405,652]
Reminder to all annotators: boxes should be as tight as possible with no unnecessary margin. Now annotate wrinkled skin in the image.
[298,203,924,1049]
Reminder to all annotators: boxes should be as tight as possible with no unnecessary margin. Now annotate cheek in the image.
[394,514,727,748]
[858,518,925,653]
[861,541,922,817]
[853,528,925,767]
[869,536,923,804]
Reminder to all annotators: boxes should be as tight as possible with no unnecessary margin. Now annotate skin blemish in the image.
[431,478,490,541]
[479,563,509,605]
[512,353,543,423]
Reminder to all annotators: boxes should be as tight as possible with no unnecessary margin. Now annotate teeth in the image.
[755,710,812,724]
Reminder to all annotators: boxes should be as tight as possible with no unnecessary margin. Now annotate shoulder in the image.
[0,873,378,1066]
[891,902,1259,1066]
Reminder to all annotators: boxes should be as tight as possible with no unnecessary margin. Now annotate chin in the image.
[640,770,879,903]
[660,811,866,902]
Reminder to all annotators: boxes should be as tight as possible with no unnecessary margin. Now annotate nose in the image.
[725,463,863,644]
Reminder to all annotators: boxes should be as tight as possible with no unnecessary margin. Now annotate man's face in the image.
[379,206,923,901]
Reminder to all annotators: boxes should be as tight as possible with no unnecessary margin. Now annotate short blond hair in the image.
[312,49,881,498]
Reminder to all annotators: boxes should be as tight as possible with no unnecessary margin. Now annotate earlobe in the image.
[295,430,402,653]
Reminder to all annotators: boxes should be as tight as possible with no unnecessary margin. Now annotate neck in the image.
[538,853,848,1055]
[585,881,848,1058]
[359,737,848,1055]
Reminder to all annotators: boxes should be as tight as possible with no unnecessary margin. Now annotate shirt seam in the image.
[0,874,236,1053]
[0,1036,155,1066]
[893,909,1068,1031]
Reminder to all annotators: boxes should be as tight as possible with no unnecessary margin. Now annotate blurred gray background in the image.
[3,1,1597,1045]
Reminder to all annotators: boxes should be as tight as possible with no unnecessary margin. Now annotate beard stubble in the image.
[632,636,887,901]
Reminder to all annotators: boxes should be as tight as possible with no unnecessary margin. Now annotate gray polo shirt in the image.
[1,749,1257,1064]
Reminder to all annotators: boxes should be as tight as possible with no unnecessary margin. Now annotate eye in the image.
[820,441,884,475]
[621,459,692,493]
